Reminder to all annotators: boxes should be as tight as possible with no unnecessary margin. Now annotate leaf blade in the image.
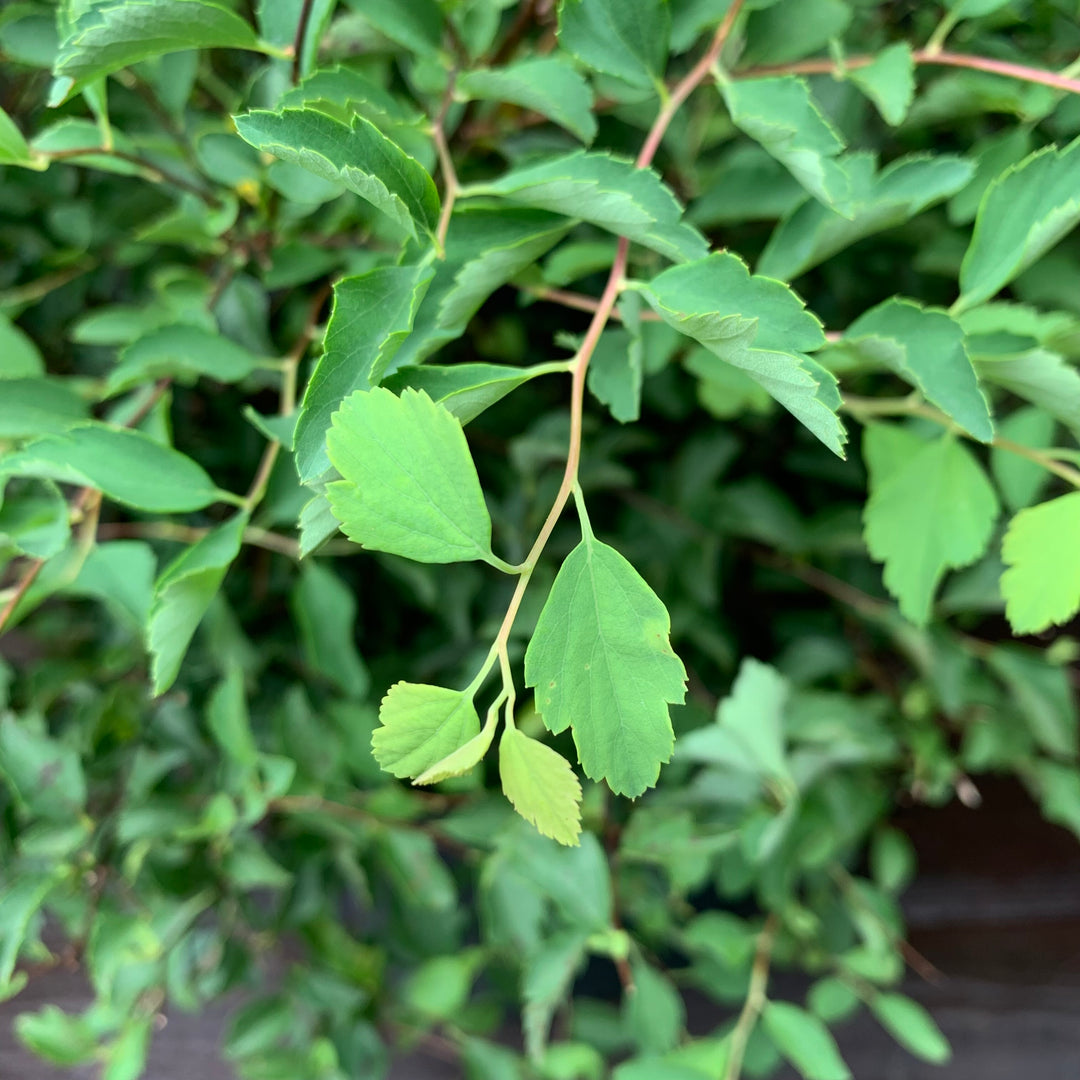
[499,727,583,846]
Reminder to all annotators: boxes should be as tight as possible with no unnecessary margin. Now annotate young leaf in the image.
[843,298,993,442]
[556,0,669,92]
[762,1001,851,1080]
[499,727,583,846]
[638,252,847,456]
[1000,492,1080,634]
[0,105,34,166]
[106,324,267,395]
[294,264,433,481]
[0,379,89,438]
[870,994,950,1064]
[51,0,263,105]
[524,535,687,797]
[148,512,249,694]
[848,43,915,126]
[372,682,481,779]
[958,137,1080,310]
[234,108,440,240]
[1,424,222,513]
[721,77,851,212]
[325,387,499,566]
[759,153,974,280]
[862,427,999,625]
[469,152,708,264]
[414,711,498,786]
[457,58,597,144]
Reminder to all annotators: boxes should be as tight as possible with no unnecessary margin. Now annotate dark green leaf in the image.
[557,0,669,91]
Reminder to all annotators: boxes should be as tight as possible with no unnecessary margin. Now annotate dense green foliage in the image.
[3,1,1080,1077]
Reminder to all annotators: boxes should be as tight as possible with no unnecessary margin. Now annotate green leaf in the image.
[0,716,87,821]
[991,406,1054,512]
[1000,492,1080,634]
[458,58,597,144]
[291,560,370,699]
[326,387,499,566]
[205,663,259,773]
[870,828,916,893]
[67,540,156,627]
[343,0,443,57]
[51,0,263,105]
[234,108,440,240]
[974,348,1080,440]
[742,0,852,66]
[0,480,70,559]
[557,0,669,91]
[958,137,1080,310]
[1,424,222,513]
[638,252,847,455]
[470,152,708,264]
[148,512,249,693]
[848,43,915,126]
[862,427,999,625]
[762,1001,851,1080]
[843,298,993,442]
[948,128,1033,227]
[624,960,685,1055]
[0,104,34,166]
[524,534,686,797]
[298,490,338,558]
[280,65,424,127]
[0,873,60,992]
[106,324,267,396]
[0,378,89,438]
[404,951,483,1020]
[987,646,1078,758]
[587,326,643,423]
[383,362,562,425]
[0,314,44,378]
[295,264,433,481]
[523,930,590,1061]
[759,153,974,280]
[499,727,583,846]
[414,710,498,785]
[372,681,481,779]
[721,77,851,212]
[870,994,950,1064]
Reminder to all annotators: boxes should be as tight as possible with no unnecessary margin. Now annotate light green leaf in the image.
[106,324,267,396]
[0,314,44,378]
[499,727,582,846]
[0,104,35,166]
[326,387,498,566]
[987,646,1078,758]
[295,264,433,481]
[844,298,993,442]
[298,489,338,558]
[762,1001,851,1080]
[382,362,562,425]
[958,137,1080,310]
[414,710,498,785]
[862,427,999,625]
[870,828,916,893]
[759,153,974,280]
[524,534,686,797]
[458,57,596,144]
[974,348,1080,439]
[469,152,707,264]
[234,108,440,240]
[991,406,1053,510]
[1000,492,1080,634]
[870,994,950,1064]
[0,480,70,559]
[343,0,443,57]
[148,512,249,694]
[372,681,481,779]
[51,0,263,105]
[848,43,915,126]
[1,424,222,513]
[291,560,369,699]
[0,379,89,438]
[721,77,851,212]
[949,0,1014,18]
[557,0,669,91]
[638,252,847,455]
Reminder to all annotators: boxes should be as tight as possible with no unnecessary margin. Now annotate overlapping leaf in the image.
[373,682,481,779]
[638,252,847,455]
[499,728,582,846]
[0,380,89,438]
[848,43,915,126]
[556,0,669,91]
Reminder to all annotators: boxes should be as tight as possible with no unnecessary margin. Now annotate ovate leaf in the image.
[148,512,249,694]
[1000,492,1080,634]
[870,994,950,1064]
[470,152,707,264]
[326,388,498,566]
[557,0,669,92]
[958,137,1080,310]
[51,0,262,104]
[843,298,992,442]
[373,682,481,779]
[862,427,999,625]
[499,727,582,846]
[639,253,846,455]
[762,1001,851,1080]
[1,424,222,513]
[457,58,596,144]
[295,264,433,480]
[234,108,440,239]
[848,43,915,126]
[524,534,686,797]
[721,77,851,212]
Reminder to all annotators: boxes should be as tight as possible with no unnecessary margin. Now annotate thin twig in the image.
[432,73,460,250]
[723,917,777,1080]
[520,283,662,320]
[43,147,221,205]
[490,0,541,66]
